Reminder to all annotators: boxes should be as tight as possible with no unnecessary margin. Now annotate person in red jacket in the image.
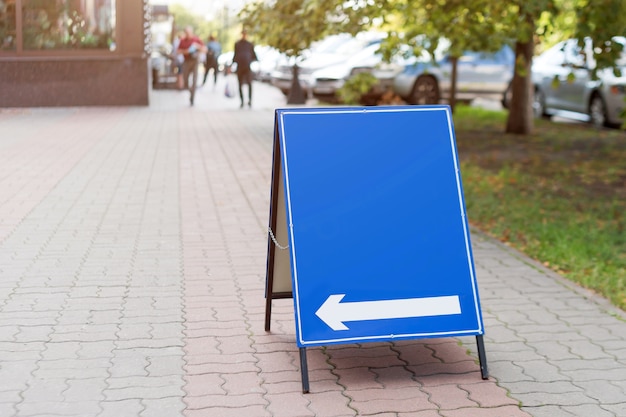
[176,26,206,106]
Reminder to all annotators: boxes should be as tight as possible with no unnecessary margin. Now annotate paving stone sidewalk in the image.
[0,79,624,417]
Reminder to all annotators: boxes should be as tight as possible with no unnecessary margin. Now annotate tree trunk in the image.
[449,56,458,113]
[505,40,534,134]
[287,65,307,104]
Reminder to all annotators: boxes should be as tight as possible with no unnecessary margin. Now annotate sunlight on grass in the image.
[454,107,626,311]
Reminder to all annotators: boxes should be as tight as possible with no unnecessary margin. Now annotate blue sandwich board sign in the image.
[264,105,488,392]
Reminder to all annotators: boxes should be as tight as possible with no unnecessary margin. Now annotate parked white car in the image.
[393,45,515,105]
[311,40,404,101]
[532,37,626,128]
[270,33,384,95]
[252,46,284,82]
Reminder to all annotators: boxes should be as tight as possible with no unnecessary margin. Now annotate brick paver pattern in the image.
[1,80,625,417]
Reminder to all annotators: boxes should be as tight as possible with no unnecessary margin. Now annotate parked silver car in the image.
[393,45,515,105]
[532,37,626,128]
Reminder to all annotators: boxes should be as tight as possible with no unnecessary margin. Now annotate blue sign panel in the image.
[275,105,484,347]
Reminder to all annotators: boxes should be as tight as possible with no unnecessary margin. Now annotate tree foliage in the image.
[575,0,626,75]
[236,0,626,133]
[238,0,383,58]
[379,0,515,112]
[168,4,239,50]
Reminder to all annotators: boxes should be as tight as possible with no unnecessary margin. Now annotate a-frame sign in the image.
[265,106,488,393]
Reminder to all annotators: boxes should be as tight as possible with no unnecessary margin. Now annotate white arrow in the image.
[315,294,462,331]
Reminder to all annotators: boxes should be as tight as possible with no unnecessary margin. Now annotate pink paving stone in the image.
[329,352,406,370]
[216,335,254,354]
[180,265,209,275]
[372,366,422,388]
[421,383,478,409]
[427,340,476,362]
[461,381,520,407]
[182,374,225,396]
[184,392,267,410]
[305,348,332,371]
[261,369,303,385]
[221,372,265,395]
[265,392,315,417]
[255,351,300,373]
[213,309,249,323]
[335,367,383,389]
[252,341,297,354]
[185,351,257,365]
[327,343,394,357]
[184,404,270,417]
[393,342,441,364]
[308,367,342,384]
[268,306,296,317]
[262,379,306,395]
[408,359,481,377]
[185,358,258,375]
[306,390,354,416]
[185,295,241,308]
[184,318,247,330]
[271,314,299,329]
[348,385,431,401]
[184,324,248,338]
[396,412,442,417]
[181,336,219,356]
[416,371,486,386]
[181,311,217,325]
[351,387,436,415]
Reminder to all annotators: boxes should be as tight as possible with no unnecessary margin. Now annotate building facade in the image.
[0,0,151,107]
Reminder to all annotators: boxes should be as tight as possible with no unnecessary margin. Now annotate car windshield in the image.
[312,34,352,54]
[332,38,370,55]
[311,33,382,57]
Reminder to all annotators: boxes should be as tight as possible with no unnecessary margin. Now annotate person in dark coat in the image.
[232,30,258,108]
[202,35,221,87]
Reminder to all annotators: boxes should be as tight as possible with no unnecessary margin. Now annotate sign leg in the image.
[299,347,310,393]
[264,292,273,332]
[476,335,489,380]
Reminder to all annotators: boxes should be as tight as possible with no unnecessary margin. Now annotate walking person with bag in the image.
[232,29,258,108]
[176,26,206,106]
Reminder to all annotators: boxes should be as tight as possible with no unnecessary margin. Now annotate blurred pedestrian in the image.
[172,31,185,90]
[232,29,258,108]
[176,26,206,105]
[202,35,221,88]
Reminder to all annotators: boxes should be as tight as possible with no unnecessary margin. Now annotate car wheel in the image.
[589,94,608,128]
[410,76,440,105]
[533,88,550,119]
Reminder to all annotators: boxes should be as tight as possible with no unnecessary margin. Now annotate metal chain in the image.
[268,226,289,250]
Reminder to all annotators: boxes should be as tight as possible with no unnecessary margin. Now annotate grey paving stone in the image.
[63,378,108,402]
[104,375,185,401]
[17,400,102,417]
[0,403,18,417]
[561,404,618,417]
[140,397,186,417]
[522,405,577,417]
[97,399,145,417]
